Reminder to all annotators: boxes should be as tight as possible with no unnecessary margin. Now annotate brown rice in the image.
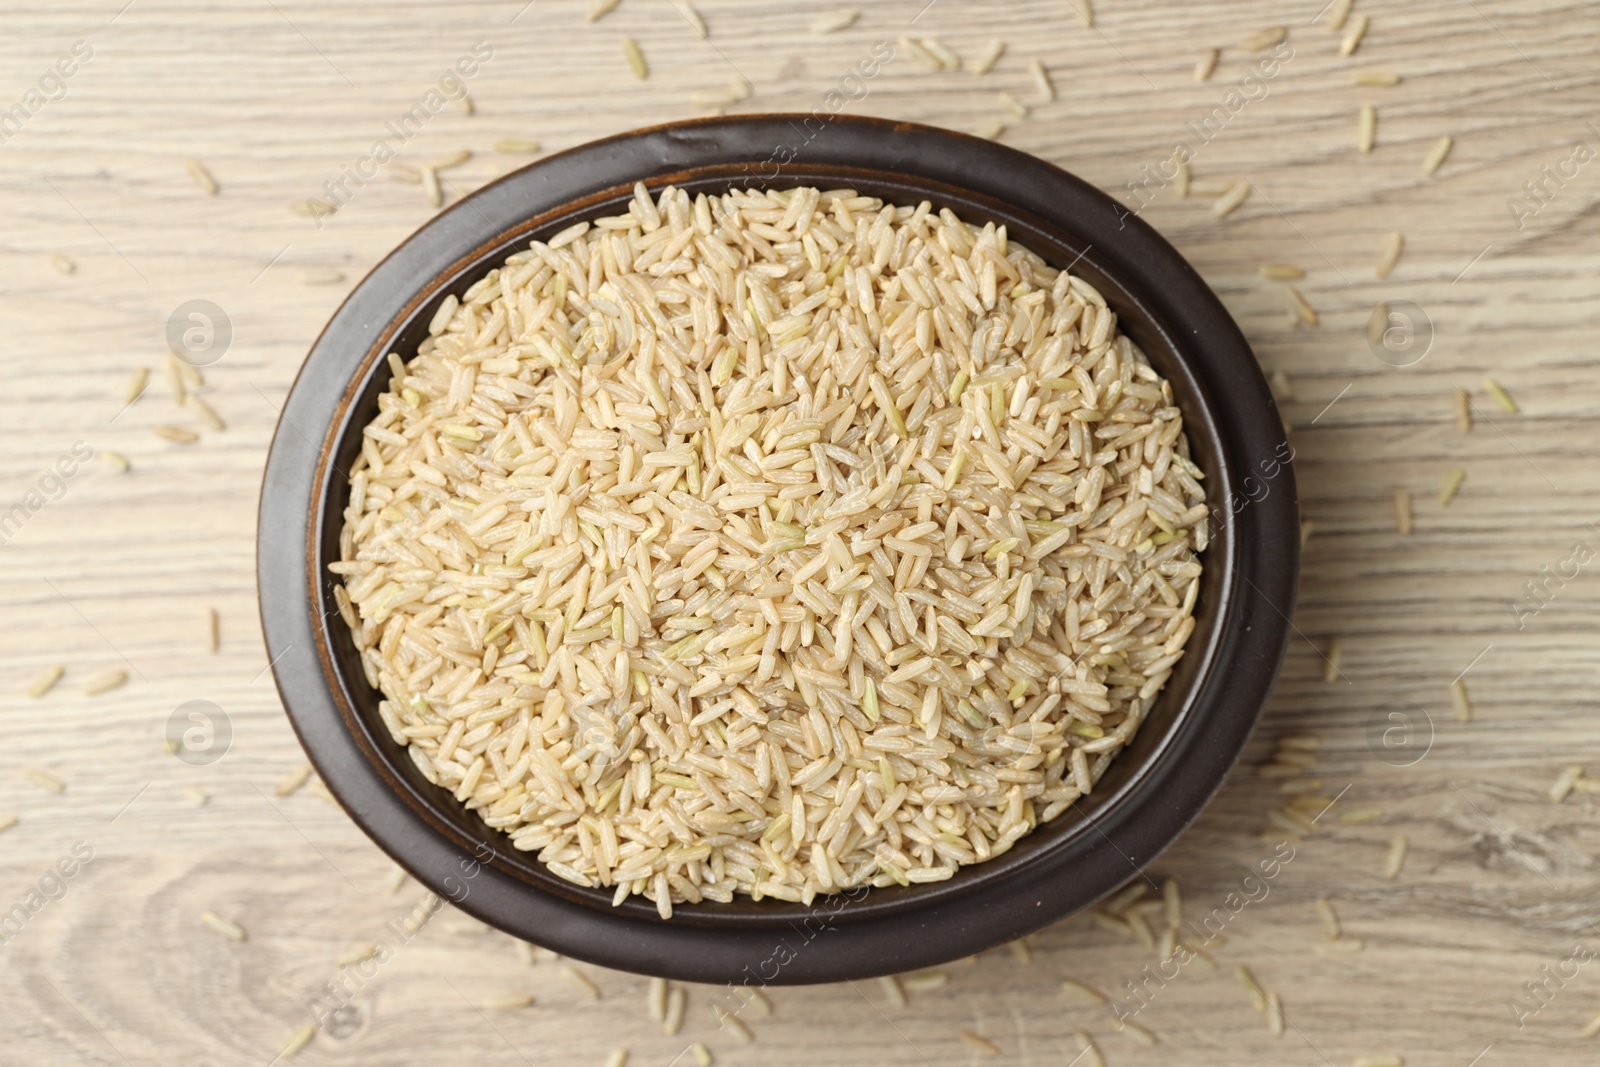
[334,185,1208,915]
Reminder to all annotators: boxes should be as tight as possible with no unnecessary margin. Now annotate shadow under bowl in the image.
[258,114,1298,984]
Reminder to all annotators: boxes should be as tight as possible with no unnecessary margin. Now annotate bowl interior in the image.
[310,162,1237,929]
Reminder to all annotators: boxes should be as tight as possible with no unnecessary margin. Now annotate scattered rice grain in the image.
[668,0,706,38]
[494,138,541,154]
[1358,105,1377,153]
[562,964,601,999]
[1113,1016,1157,1047]
[810,9,858,35]
[664,986,686,1035]
[969,38,1005,75]
[959,1031,999,1056]
[1060,979,1106,1005]
[185,158,219,195]
[1285,284,1318,325]
[279,1023,314,1058]
[622,36,648,79]
[1212,182,1250,218]
[1550,765,1583,803]
[1382,833,1407,879]
[1421,135,1453,176]
[1340,14,1369,56]
[1240,27,1287,52]
[1028,58,1054,101]
[1375,232,1403,278]
[1484,377,1516,412]
[277,764,313,797]
[1394,487,1412,535]
[84,668,128,696]
[1195,48,1219,81]
[153,424,199,444]
[482,992,534,1010]
[27,665,64,698]
[201,909,247,941]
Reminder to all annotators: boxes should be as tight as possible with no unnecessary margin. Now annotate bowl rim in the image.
[258,113,1297,984]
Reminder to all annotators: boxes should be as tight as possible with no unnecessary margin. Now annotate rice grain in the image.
[562,964,601,999]
[280,1023,315,1058]
[1212,182,1250,218]
[84,668,128,696]
[810,9,858,35]
[28,665,64,698]
[1358,105,1377,153]
[277,765,313,797]
[1355,69,1401,86]
[1113,1016,1157,1046]
[1550,765,1583,803]
[1317,897,1341,938]
[1375,232,1403,278]
[1340,14,1369,56]
[1484,377,1516,412]
[1240,27,1287,51]
[51,254,76,274]
[1394,488,1412,535]
[1074,1030,1105,1067]
[959,1031,999,1056]
[481,992,534,1010]
[1259,263,1304,280]
[1420,135,1453,176]
[587,0,620,21]
[1028,58,1055,101]
[668,0,706,38]
[1454,388,1472,431]
[622,36,648,79]
[969,38,1005,75]
[201,910,248,941]
[24,767,64,793]
[1450,678,1471,722]
[1194,48,1219,81]
[1382,834,1407,879]
[185,158,219,195]
[664,986,686,1035]
[1061,979,1107,1004]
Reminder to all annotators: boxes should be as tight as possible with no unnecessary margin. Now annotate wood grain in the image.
[3,1,1599,1063]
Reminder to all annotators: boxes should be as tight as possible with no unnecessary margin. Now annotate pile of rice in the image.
[331,183,1209,917]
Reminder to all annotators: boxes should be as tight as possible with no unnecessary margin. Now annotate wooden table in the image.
[4,1,1598,1063]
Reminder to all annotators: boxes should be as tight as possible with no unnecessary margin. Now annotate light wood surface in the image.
[4,1,1599,1063]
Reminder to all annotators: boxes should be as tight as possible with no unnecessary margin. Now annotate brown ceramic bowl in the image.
[258,115,1298,984]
